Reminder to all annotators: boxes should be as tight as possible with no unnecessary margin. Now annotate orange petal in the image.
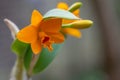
[40,18,62,33]
[31,9,43,27]
[62,19,75,24]
[61,28,81,38]
[73,9,80,17]
[57,2,69,10]
[17,25,37,43]
[47,44,53,51]
[42,40,53,51]
[38,32,50,44]
[47,32,65,43]
[31,40,42,54]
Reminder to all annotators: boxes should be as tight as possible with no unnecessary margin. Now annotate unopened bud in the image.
[68,2,82,12]
[71,20,93,29]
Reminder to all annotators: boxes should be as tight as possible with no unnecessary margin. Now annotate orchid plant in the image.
[4,2,93,80]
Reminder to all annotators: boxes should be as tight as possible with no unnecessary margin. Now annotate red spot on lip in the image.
[42,37,50,43]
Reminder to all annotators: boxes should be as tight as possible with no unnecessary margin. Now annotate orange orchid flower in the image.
[17,10,65,54]
[57,2,81,38]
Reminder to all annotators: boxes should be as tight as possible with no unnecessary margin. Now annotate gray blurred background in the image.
[0,0,120,80]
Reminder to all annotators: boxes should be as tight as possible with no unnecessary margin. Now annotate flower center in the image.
[42,37,50,43]
[39,32,53,51]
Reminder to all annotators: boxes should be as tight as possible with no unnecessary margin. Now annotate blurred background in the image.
[0,0,120,80]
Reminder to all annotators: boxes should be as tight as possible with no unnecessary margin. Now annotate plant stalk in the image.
[27,54,40,79]
[9,55,25,80]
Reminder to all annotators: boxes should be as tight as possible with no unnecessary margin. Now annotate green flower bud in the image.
[68,2,82,12]
[62,20,93,29]
[71,20,93,29]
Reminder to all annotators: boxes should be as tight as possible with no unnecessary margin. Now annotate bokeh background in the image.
[0,0,120,80]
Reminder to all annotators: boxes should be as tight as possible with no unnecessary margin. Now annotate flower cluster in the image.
[17,10,64,54]
[4,2,93,79]
[16,2,93,54]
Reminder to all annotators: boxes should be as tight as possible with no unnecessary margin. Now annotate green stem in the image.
[10,55,24,80]
[27,54,40,79]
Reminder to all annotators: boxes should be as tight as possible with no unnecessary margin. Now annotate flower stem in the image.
[27,54,40,79]
[10,55,24,80]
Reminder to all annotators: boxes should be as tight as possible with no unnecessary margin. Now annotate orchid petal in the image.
[31,40,42,54]
[61,28,81,38]
[57,2,69,10]
[40,18,62,33]
[31,10,43,27]
[47,32,65,43]
[17,25,37,43]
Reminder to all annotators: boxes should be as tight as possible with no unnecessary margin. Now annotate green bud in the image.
[68,2,82,12]
[62,20,93,29]
[71,20,93,29]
